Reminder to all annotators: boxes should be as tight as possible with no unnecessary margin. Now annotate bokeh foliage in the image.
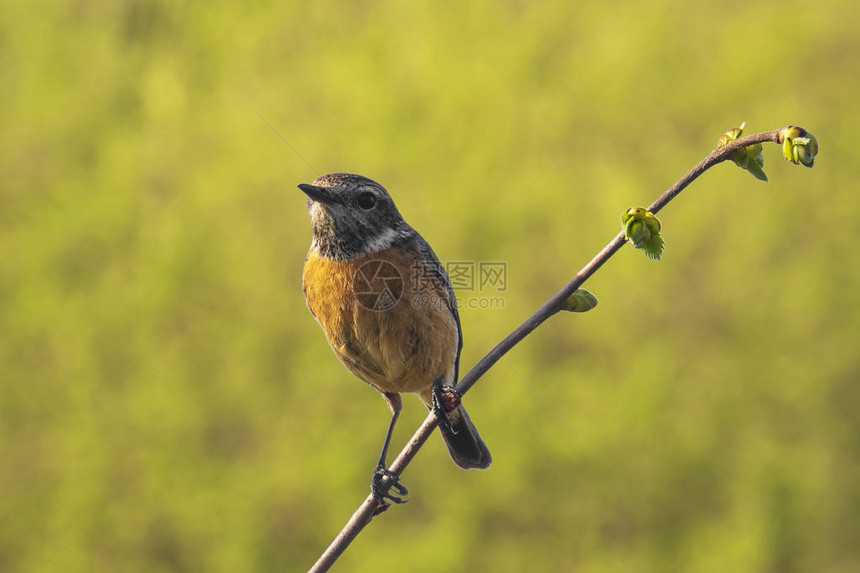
[2,1,859,571]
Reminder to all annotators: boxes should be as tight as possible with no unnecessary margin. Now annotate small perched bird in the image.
[300,173,491,503]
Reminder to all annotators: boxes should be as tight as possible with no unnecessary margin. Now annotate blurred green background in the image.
[2,1,859,571]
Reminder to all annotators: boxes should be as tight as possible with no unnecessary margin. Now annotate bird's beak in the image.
[298,183,336,204]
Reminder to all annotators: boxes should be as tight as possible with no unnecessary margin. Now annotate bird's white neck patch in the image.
[361,226,402,254]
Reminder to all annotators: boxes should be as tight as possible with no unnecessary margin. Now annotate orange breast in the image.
[302,248,458,402]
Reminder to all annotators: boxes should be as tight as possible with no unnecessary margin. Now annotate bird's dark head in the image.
[298,173,414,260]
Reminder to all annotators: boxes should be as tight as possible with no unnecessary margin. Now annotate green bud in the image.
[780,126,818,168]
[736,143,768,182]
[717,122,746,149]
[564,289,598,313]
[718,122,768,182]
[621,207,664,260]
[625,218,651,246]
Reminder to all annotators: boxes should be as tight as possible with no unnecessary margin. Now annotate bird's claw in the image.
[371,466,409,505]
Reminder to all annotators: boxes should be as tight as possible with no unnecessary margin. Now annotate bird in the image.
[299,173,491,504]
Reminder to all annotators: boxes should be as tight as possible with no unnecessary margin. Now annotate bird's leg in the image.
[370,392,408,505]
[432,378,462,434]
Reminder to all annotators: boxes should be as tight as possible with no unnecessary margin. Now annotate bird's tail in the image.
[438,404,492,470]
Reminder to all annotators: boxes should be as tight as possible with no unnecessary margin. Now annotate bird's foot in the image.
[432,384,462,434]
[371,466,408,505]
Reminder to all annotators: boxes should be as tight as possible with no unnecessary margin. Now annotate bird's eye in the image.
[357,192,377,210]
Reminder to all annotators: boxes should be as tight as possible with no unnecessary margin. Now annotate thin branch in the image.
[309,128,785,573]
